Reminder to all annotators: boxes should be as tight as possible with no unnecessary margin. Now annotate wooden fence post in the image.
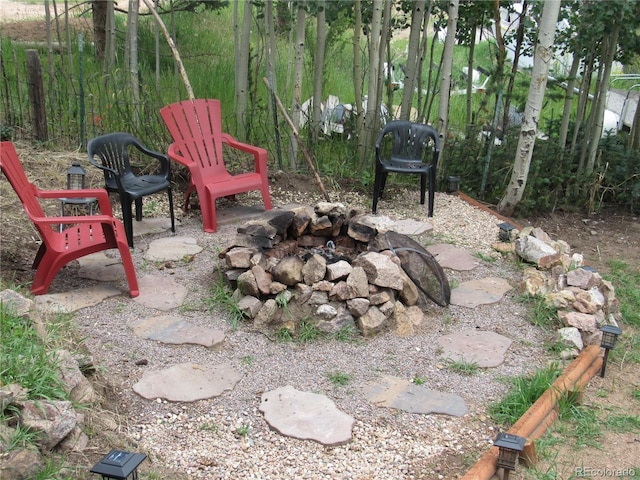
[26,49,48,142]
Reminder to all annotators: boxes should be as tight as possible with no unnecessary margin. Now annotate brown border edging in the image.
[456,192,523,230]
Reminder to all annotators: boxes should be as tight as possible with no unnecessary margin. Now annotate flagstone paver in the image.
[143,236,203,262]
[364,375,468,416]
[132,275,187,311]
[128,315,225,347]
[426,243,479,271]
[259,385,355,446]
[450,276,513,307]
[34,285,122,313]
[437,329,513,368]
[391,219,433,235]
[133,362,241,402]
[77,252,126,281]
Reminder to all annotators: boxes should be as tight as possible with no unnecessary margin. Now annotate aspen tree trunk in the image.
[127,0,140,127]
[400,0,425,121]
[436,0,459,166]
[498,0,561,216]
[235,1,252,140]
[312,1,326,142]
[353,0,364,137]
[358,0,383,170]
[558,53,580,149]
[289,3,306,170]
[502,0,527,136]
[585,24,621,174]
[570,47,595,156]
[104,0,116,74]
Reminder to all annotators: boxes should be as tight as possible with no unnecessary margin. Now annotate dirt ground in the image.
[1,5,639,479]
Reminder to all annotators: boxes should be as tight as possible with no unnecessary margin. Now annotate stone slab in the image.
[132,217,176,237]
[143,236,203,262]
[34,285,122,313]
[77,252,126,281]
[133,362,241,402]
[426,244,478,271]
[450,276,512,307]
[216,205,272,228]
[260,385,354,446]
[128,315,225,347]
[364,375,467,417]
[132,275,187,311]
[0,289,33,316]
[391,219,433,235]
[437,330,512,368]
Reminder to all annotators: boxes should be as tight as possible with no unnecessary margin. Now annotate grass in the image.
[0,303,67,401]
[297,319,324,343]
[446,358,480,376]
[326,371,352,386]
[605,260,640,328]
[207,270,246,329]
[489,362,563,428]
[517,294,560,330]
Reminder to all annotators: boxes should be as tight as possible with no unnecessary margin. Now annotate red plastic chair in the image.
[159,99,272,233]
[0,142,139,297]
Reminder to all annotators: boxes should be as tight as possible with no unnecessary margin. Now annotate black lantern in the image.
[447,176,460,194]
[494,432,525,479]
[90,449,147,480]
[497,222,516,242]
[599,324,622,377]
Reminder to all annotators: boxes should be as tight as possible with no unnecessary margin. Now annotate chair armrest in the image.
[31,214,120,227]
[221,133,268,173]
[36,188,114,215]
[131,141,172,177]
[167,143,197,169]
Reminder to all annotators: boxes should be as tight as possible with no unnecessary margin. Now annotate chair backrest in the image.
[87,132,141,188]
[376,120,440,165]
[1,141,48,223]
[160,99,227,176]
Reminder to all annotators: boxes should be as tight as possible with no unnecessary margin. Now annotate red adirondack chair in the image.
[0,142,139,297]
[160,99,272,233]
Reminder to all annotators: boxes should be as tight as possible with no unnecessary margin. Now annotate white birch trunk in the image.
[236,1,252,140]
[289,4,306,170]
[498,0,561,216]
[400,0,425,121]
[312,1,326,141]
[436,0,458,164]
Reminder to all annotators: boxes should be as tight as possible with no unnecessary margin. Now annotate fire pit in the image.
[220,202,450,337]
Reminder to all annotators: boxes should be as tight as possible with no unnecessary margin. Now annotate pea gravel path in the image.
[70,185,548,480]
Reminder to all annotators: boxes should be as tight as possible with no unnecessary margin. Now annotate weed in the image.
[332,325,360,343]
[200,422,219,433]
[442,313,453,326]
[297,320,323,343]
[446,358,480,376]
[604,414,640,433]
[473,251,497,263]
[235,425,250,436]
[412,376,425,385]
[276,328,293,342]
[207,270,245,329]
[241,355,255,366]
[517,294,560,330]
[327,371,352,386]
[633,386,640,401]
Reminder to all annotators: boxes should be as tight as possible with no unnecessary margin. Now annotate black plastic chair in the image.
[88,132,175,247]
[371,120,440,217]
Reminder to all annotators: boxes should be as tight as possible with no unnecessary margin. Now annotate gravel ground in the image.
[63,184,550,480]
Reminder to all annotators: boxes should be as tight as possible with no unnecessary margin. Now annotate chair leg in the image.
[428,171,436,217]
[420,174,427,205]
[167,188,176,233]
[372,166,383,214]
[122,198,135,248]
[135,198,143,222]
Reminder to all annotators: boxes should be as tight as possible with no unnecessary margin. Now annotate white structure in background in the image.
[299,95,389,137]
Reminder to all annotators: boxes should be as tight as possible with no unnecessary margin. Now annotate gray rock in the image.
[128,315,225,347]
[19,400,77,450]
[0,447,44,480]
[426,244,478,271]
[515,235,558,264]
[0,289,33,316]
[353,252,404,290]
[450,277,512,308]
[143,236,203,262]
[133,275,188,311]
